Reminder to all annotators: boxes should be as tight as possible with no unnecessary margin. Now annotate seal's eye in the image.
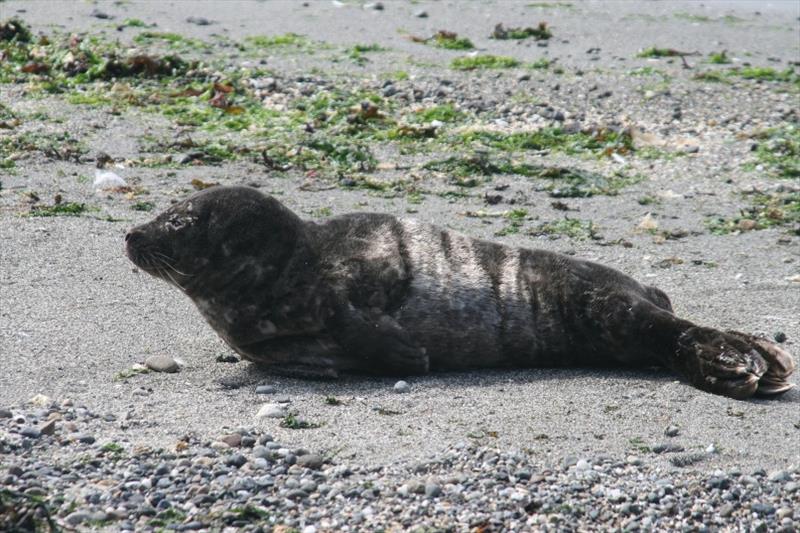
[167,215,185,230]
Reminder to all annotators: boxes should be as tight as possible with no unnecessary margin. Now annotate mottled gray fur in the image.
[125,186,795,399]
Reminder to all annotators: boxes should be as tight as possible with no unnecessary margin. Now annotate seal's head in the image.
[125,186,304,295]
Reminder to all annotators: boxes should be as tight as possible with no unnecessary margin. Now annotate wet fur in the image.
[126,186,796,399]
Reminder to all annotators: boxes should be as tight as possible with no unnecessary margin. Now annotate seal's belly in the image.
[395,221,509,368]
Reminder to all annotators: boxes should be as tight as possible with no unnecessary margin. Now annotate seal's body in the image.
[125,186,795,399]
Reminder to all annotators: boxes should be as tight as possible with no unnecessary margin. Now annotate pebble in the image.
[144,355,180,373]
[393,380,410,393]
[225,454,247,468]
[414,10,428,18]
[425,482,442,498]
[256,384,276,395]
[0,409,11,418]
[296,453,324,470]
[186,16,212,25]
[256,403,288,418]
[20,427,41,439]
[40,420,56,435]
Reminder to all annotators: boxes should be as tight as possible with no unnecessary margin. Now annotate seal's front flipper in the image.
[237,337,342,379]
[264,364,339,380]
[330,304,429,376]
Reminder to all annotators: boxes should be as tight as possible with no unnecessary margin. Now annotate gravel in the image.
[2,400,799,531]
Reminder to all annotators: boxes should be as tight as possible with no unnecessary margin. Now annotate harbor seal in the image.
[125,186,795,399]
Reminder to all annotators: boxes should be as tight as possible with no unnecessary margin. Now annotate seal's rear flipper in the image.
[724,331,796,396]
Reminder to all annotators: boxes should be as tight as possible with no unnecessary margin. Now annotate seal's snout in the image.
[124,229,145,262]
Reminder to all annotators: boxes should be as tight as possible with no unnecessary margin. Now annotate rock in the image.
[575,459,591,471]
[751,503,775,515]
[20,427,41,439]
[652,443,684,454]
[28,394,51,407]
[221,434,242,448]
[65,511,93,525]
[415,9,428,18]
[226,454,247,468]
[425,482,442,498]
[286,489,308,499]
[256,403,288,419]
[719,503,734,517]
[256,385,276,395]
[607,488,625,502]
[77,434,95,444]
[774,331,787,343]
[40,420,56,436]
[296,453,324,470]
[145,355,180,373]
[90,9,112,19]
[664,425,680,437]
[0,409,11,418]
[365,2,384,10]
[93,169,126,190]
[186,16,212,25]
[393,380,410,393]
[768,470,790,482]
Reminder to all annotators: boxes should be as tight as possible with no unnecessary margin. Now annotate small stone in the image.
[607,489,625,502]
[682,145,700,154]
[78,434,96,444]
[751,503,775,515]
[652,443,684,454]
[575,459,591,471]
[719,503,734,517]
[774,331,787,343]
[414,10,428,18]
[145,355,179,373]
[255,403,287,419]
[253,445,270,459]
[737,219,757,231]
[20,427,41,439]
[186,16,212,25]
[768,470,789,482]
[776,508,793,519]
[425,482,442,498]
[221,434,242,448]
[65,511,92,525]
[256,385,276,395]
[28,394,51,407]
[0,409,11,418]
[40,420,56,436]
[393,380,410,393]
[90,9,112,19]
[296,453,324,470]
[178,522,205,531]
[365,2,384,10]
[664,425,679,437]
[226,453,247,467]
